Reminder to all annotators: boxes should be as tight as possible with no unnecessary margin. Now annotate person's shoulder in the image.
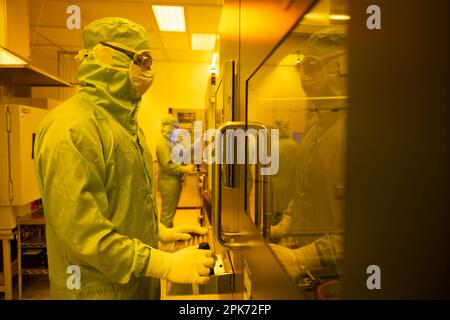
[39,93,99,132]
[51,93,96,119]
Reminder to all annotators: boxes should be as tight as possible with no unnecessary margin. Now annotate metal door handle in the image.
[212,121,272,249]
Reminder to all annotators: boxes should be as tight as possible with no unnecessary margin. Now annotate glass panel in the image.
[246,0,349,299]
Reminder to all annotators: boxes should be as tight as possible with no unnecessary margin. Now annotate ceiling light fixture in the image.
[329,0,350,22]
[329,14,351,21]
[211,53,217,67]
[152,5,186,32]
[192,33,217,51]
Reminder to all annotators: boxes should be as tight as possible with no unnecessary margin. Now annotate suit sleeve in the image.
[156,138,185,175]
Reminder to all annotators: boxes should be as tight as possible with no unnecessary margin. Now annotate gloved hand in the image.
[145,247,215,285]
[181,164,195,174]
[159,223,209,243]
[269,244,301,279]
[270,242,321,279]
[270,215,293,240]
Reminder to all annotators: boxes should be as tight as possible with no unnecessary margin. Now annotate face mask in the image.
[170,128,182,143]
[161,125,175,140]
[300,53,348,106]
[130,63,155,97]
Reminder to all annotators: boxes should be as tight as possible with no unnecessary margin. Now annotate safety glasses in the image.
[100,41,153,71]
[300,51,347,78]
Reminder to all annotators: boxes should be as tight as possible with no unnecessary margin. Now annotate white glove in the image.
[270,242,321,279]
[293,242,321,272]
[270,244,301,279]
[159,223,209,243]
[145,247,215,285]
[270,215,293,239]
[181,164,195,174]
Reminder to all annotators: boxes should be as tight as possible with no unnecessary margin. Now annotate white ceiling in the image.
[28,0,223,63]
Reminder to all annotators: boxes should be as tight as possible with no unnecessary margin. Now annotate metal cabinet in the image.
[0,105,47,229]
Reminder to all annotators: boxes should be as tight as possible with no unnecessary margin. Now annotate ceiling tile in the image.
[148,31,164,49]
[149,48,168,62]
[31,26,83,47]
[160,32,189,50]
[167,50,213,63]
[191,33,217,51]
[78,2,157,31]
[29,0,68,27]
[186,5,222,33]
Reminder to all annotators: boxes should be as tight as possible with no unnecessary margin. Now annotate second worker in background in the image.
[157,116,195,228]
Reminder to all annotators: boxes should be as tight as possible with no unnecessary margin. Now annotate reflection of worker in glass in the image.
[34,18,213,299]
[271,120,298,225]
[157,115,195,228]
[270,27,347,280]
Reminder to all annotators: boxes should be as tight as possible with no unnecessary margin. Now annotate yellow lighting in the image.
[192,33,217,51]
[152,5,186,32]
[0,47,27,65]
[329,14,351,21]
[304,13,323,20]
[211,53,217,67]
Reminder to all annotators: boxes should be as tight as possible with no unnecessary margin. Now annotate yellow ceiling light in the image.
[210,52,218,73]
[192,33,217,51]
[329,14,351,21]
[0,47,26,65]
[211,53,217,67]
[329,0,350,22]
[152,5,186,32]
